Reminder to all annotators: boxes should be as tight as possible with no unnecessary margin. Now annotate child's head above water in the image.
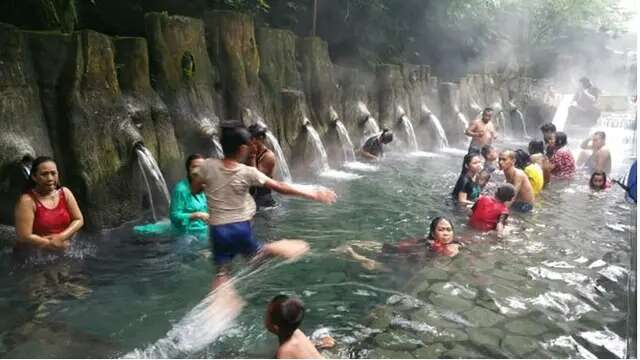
[495,183,516,204]
[481,144,497,162]
[478,170,491,188]
[589,171,608,191]
[266,295,305,341]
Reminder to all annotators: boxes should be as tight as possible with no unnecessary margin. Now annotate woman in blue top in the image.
[134,154,209,241]
[169,154,209,239]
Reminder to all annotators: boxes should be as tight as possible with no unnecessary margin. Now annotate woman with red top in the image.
[549,132,576,180]
[341,217,463,270]
[14,156,83,255]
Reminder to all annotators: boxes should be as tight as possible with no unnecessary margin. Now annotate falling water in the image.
[362,117,380,141]
[212,137,223,159]
[457,112,469,129]
[398,115,419,151]
[135,145,170,222]
[421,104,449,149]
[335,120,356,162]
[511,109,529,138]
[304,122,330,172]
[264,130,292,183]
[552,94,574,131]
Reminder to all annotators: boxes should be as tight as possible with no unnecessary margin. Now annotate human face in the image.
[547,133,556,147]
[592,135,604,149]
[543,131,555,145]
[433,220,453,243]
[32,161,58,193]
[467,156,482,174]
[189,158,204,173]
[591,175,605,189]
[498,153,513,171]
[482,110,493,124]
[486,149,498,162]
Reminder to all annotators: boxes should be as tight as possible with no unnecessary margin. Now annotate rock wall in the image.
[145,13,222,157]
[0,23,53,224]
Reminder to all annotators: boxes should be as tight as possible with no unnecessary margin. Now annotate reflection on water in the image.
[0,113,635,358]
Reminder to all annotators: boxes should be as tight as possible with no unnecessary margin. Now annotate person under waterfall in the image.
[247,124,277,209]
[568,77,601,128]
[194,121,337,289]
[357,129,393,161]
[465,107,497,154]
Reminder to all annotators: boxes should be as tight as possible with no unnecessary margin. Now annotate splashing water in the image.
[136,145,170,222]
[305,123,330,173]
[398,115,419,152]
[421,104,450,150]
[362,117,380,143]
[335,120,356,162]
[212,137,223,159]
[457,112,469,129]
[552,94,574,131]
[264,131,292,183]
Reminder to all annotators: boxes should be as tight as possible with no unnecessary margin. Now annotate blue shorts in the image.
[511,202,533,213]
[210,221,262,266]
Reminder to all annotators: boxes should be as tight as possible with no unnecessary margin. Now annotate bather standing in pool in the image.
[342,217,463,271]
[465,107,496,154]
[247,124,277,209]
[499,150,535,213]
[357,129,393,161]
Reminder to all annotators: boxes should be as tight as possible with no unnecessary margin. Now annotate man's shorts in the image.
[210,221,262,266]
[511,201,533,213]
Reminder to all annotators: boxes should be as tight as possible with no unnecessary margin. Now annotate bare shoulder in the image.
[17,193,34,206]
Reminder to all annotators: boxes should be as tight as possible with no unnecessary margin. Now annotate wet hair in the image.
[528,140,545,155]
[24,156,58,193]
[483,107,494,114]
[480,144,494,159]
[589,171,608,190]
[495,184,516,203]
[185,153,205,182]
[540,123,556,134]
[268,295,305,340]
[478,170,491,182]
[427,217,454,240]
[380,129,394,144]
[460,153,481,175]
[555,131,568,148]
[220,123,251,157]
[514,149,532,169]
[248,123,268,139]
[593,131,606,141]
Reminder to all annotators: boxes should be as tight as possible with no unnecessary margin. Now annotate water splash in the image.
[362,117,380,143]
[264,130,292,183]
[212,137,223,159]
[552,94,574,131]
[135,145,170,222]
[397,106,419,152]
[421,104,449,149]
[304,122,330,173]
[335,120,356,162]
[457,112,469,129]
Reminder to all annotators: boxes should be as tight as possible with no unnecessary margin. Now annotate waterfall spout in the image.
[246,110,292,183]
[552,94,574,131]
[396,106,419,151]
[135,144,170,222]
[303,120,330,173]
[421,104,449,149]
[335,120,356,162]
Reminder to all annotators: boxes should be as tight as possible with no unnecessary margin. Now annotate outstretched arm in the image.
[580,137,593,150]
[264,179,337,204]
[356,148,379,160]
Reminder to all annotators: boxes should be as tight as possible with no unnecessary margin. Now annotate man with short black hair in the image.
[465,107,496,153]
[358,129,393,160]
[499,150,535,213]
[577,131,611,174]
[247,124,277,208]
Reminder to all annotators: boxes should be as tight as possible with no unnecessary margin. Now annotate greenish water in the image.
[0,113,635,358]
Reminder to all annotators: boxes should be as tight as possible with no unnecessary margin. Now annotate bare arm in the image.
[512,174,523,198]
[580,137,593,150]
[56,187,84,242]
[464,122,482,138]
[264,180,337,204]
[356,148,378,160]
[457,191,472,205]
[14,195,51,248]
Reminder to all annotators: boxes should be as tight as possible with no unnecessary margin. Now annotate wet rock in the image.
[428,293,474,312]
[504,319,547,336]
[501,335,539,357]
[367,348,415,359]
[375,64,410,128]
[410,309,462,329]
[373,330,422,351]
[445,344,487,358]
[366,306,394,331]
[428,281,477,300]
[462,306,506,327]
[492,269,528,282]
[420,328,468,344]
[413,343,447,358]
[467,327,504,349]
[421,267,449,281]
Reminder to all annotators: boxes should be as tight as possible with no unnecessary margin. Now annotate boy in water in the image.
[195,122,337,288]
[266,295,324,359]
[481,144,499,173]
[469,184,516,238]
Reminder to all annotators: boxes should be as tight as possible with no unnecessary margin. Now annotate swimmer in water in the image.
[469,184,516,238]
[589,171,609,191]
[342,217,463,271]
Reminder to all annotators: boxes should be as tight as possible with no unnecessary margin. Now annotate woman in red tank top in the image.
[14,156,84,252]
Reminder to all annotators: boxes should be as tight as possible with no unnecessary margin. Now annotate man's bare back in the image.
[277,329,323,359]
[506,168,534,203]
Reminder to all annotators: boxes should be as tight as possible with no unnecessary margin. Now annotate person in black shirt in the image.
[357,129,393,161]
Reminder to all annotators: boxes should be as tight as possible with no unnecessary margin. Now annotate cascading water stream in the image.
[334,120,356,162]
[135,145,170,222]
[304,122,330,173]
[264,130,292,183]
[457,112,469,129]
[398,115,419,152]
[512,109,529,137]
[421,104,449,149]
[552,94,574,131]
[212,138,223,159]
[362,117,380,142]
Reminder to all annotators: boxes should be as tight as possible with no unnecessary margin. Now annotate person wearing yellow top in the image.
[515,149,544,197]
